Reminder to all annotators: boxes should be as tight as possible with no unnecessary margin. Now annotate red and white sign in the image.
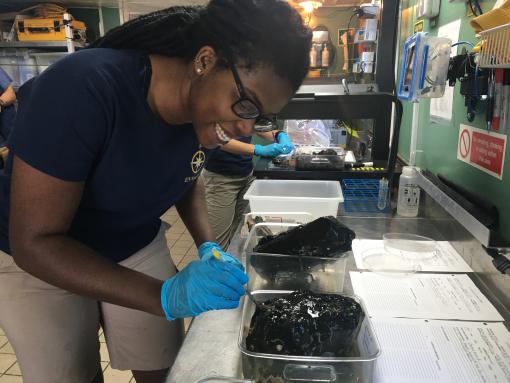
[457,124,507,179]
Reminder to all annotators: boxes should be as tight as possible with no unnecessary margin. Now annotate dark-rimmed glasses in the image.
[228,62,276,132]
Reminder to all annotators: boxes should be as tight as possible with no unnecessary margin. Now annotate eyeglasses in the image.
[229,62,276,132]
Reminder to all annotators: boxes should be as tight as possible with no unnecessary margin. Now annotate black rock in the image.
[246,290,363,357]
[253,216,355,257]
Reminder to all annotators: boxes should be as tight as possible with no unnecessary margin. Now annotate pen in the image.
[501,69,510,134]
[492,69,504,131]
[487,69,495,132]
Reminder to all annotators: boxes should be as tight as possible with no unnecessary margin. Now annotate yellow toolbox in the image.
[16,17,86,42]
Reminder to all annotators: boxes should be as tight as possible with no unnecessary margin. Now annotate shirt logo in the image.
[185,149,206,183]
[191,150,205,174]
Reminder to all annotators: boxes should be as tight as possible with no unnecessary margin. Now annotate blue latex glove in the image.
[254,143,287,158]
[161,259,248,320]
[276,132,295,154]
[198,241,244,270]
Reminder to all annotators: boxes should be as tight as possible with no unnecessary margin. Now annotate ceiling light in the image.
[298,0,324,13]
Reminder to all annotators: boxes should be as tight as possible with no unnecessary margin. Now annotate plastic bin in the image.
[240,212,313,238]
[239,291,381,383]
[244,223,348,293]
[244,180,343,219]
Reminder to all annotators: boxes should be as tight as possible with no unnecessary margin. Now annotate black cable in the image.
[346,11,359,73]
[386,96,403,193]
[473,0,483,15]
[468,0,479,16]
[483,246,510,275]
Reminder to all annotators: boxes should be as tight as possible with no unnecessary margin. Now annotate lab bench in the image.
[166,172,510,383]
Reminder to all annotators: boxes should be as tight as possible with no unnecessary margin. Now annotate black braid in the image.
[90,0,312,92]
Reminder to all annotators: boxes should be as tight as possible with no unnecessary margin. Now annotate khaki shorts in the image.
[0,224,184,383]
[202,169,255,250]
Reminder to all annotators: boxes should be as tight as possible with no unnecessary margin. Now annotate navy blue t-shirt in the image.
[0,49,206,262]
[205,136,253,176]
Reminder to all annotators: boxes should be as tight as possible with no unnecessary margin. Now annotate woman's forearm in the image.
[219,139,255,155]
[0,86,16,107]
[11,234,165,316]
[175,177,215,246]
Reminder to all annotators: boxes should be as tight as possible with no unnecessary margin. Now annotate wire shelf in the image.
[478,22,510,68]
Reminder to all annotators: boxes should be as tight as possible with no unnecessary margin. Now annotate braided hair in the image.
[90,0,312,92]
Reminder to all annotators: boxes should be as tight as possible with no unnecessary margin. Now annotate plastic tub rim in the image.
[238,289,382,363]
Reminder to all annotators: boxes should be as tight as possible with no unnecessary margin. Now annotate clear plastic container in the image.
[244,223,348,293]
[383,233,437,261]
[240,212,313,238]
[361,247,421,276]
[243,180,343,219]
[239,291,381,383]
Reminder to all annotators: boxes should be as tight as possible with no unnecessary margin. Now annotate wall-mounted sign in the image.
[414,20,424,33]
[457,124,507,179]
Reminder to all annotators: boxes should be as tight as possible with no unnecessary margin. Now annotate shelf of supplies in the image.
[0,41,86,49]
[478,22,510,68]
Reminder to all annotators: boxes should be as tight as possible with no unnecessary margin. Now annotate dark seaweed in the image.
[253,216,355,257]
[246,290,363,357]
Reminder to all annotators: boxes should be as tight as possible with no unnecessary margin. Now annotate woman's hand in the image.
[160,259,248,319]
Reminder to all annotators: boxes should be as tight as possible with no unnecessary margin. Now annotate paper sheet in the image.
[352,239,473,272]
[372,318,510,383]
[430,19,461,123]
[350,272,503,321]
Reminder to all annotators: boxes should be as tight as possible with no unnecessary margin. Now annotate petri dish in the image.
[361,247,421,276]
[383,233,437,262]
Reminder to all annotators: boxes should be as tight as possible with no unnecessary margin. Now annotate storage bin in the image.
[244,223,348,293]
[240,212,313,238]
[244,180,343,219]
[239,290,381,383]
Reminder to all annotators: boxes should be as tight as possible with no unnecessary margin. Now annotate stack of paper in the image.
[372,319,510,383]
[350,272,503,321]
[349,270,509,383]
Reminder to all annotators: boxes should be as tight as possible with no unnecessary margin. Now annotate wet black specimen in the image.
[295,149,344,170]
[253,216,355,257]
[313,149,338,155]
[246,290,363,357]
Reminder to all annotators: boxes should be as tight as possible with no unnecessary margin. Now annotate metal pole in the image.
[409,100,420,166]
[63,12,75,53]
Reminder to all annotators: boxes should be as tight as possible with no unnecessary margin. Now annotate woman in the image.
[0,1,311,382]
[0,67,16,167]
[203,130,295,250]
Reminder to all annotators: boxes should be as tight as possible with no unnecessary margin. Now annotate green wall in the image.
[397,0,510,241]
[68,7,120,43]
[68,7,99,42]
[101,7,121,33]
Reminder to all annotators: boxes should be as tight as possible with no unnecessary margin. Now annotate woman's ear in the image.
[194,46,218,76]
